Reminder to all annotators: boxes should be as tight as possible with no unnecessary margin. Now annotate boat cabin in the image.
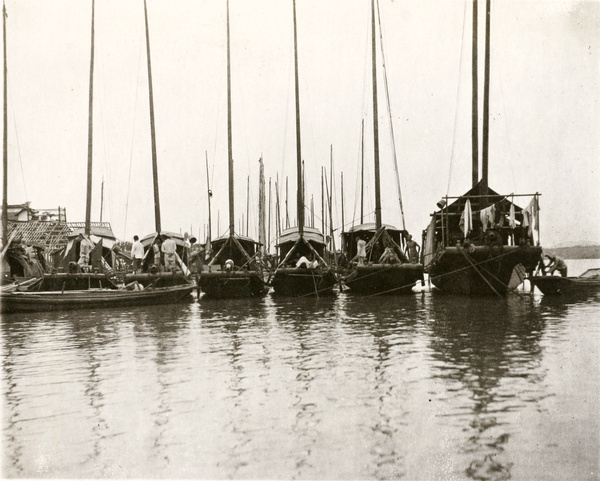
[276,226,327,267]
[342,223,408,265]
[422,181,540,268]
[208,235,259,271]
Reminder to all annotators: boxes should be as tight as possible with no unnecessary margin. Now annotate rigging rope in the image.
[9,102,28,202]
[446,0,469,197]
[123,29,144,239]
[375,0,405,230]
[499,69,518,193]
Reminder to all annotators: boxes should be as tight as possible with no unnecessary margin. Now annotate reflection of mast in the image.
[84,0,95,236]
[143,0,161,233]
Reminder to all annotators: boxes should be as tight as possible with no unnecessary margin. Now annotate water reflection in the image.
[425,295,547,480]
[1,289,597,479]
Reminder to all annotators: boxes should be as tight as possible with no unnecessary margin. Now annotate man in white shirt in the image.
[161,236,179,272]
[130,235,145,273]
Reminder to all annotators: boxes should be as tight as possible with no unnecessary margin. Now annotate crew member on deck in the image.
[130,235,144,274]
[356,237,367,265]
[77,234,94,270]
[546,255,568,277]
[405,235,420,263]
[162,236,179,272]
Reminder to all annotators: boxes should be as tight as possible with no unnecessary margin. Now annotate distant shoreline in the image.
[545,245,600,260]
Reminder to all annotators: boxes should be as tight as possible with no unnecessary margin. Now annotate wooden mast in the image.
[471,0,479,187]
[143,0,161,233]
[292,0,304,235]
[2,0,8,248]
[481,0,491,187]
[205,151,212,249]
[360,118,364,224]
[371,0,382,230]
[227,0,234,236]
[84,0,95,236]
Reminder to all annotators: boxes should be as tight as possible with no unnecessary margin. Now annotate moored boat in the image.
[341,0,423,295]
[197,0,266,299]
[530,268,600,296]
[422,0,543,296]
[270,227,337,297]
[268,0,337,297]
[1,274,193,314]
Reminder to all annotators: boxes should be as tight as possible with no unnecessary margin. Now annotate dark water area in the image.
[1,261,599,479]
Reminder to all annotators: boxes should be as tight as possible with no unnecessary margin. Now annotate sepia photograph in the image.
[1,0,599,479]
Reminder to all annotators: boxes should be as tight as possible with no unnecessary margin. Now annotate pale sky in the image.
[1,0,599,248]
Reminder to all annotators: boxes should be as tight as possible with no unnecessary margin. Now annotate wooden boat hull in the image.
[123,272,192,288]
[428,245,541,296]
[199,271,267,299]
[270,268,337,297]
[530,275,600,296]
[1,283,194,314]
[344,263,423,295]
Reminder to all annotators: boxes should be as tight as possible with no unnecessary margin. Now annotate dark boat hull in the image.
[428,245,541,296]
[270,268,337,297]
[530,275,600,296]
[1,283,194,314]
[344,263,423,295]
[199,271,267,299]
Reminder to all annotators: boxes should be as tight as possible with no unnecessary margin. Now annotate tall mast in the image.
[2,0,8,248]
[205,151,212,246]
[481,0,491,187]
[227,0,234,236]
[340,171,344,233]
[292,0,304,235]
[99,177,104,223]
[371,0,382,230]
[360,118,364,224]
[258,157,266,255]
[143,0,161,232]
[84,0,95,236]
[471,0,479,187]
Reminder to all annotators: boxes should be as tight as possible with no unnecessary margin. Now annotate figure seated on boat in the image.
[545,254,567,277]
[378,246,400,265]
[123,280,144,291]
[296,254,318,269]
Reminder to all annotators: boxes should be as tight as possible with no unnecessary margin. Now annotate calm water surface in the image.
[2,259,599,480]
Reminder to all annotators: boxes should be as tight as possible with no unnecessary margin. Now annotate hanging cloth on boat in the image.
[459,199,473,238]
[480,204,496,232]
[523,197,540,236]
[509,203,516,229]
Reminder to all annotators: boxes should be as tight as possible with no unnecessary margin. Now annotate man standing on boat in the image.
[356,237,367,265]
[130,235,144,274]
[405,235,420,264]
[162,235,179,272]
[77,234,94,271]
[546,254,568,277]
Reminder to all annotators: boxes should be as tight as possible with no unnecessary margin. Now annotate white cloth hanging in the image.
[459,199,473,238]
[480,205,496,232]
[509,203,516,229]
